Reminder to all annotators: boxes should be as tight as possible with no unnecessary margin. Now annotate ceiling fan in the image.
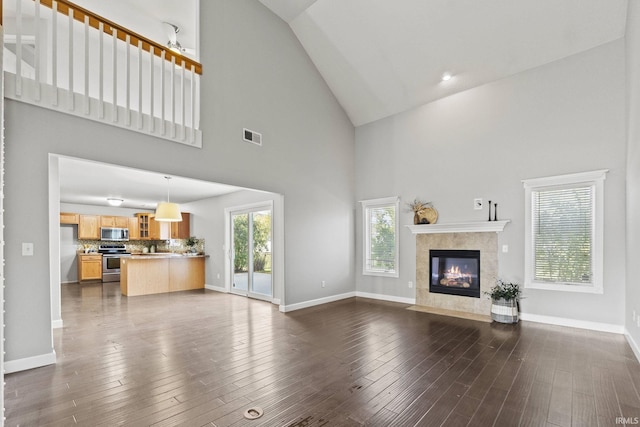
[162,22,196,56]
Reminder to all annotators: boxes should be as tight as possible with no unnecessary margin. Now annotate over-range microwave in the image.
[100,227,129,241]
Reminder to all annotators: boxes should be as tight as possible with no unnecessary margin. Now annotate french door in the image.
[230,206,273,300]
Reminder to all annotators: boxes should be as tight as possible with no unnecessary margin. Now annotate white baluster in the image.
[15,0,22,97]
[125,35,131,126]
[112,27,118,122]
[171,56,176,138]
[84,15,90,115]
[68,6,74,110]
[98,22,104,119]
[160,50,166,135]
[149,48,154,133]
[181,61,186,141]
[191,64,196,143]
[34,0,42,101]
[137,39,143,130]
[51,1,58,106]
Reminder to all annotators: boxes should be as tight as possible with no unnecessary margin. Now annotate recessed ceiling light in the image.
[107,198,123,206]
[441,72,453,82]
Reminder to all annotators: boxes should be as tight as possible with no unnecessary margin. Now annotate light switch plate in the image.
[22,243,34,256]
[474,198,483,210]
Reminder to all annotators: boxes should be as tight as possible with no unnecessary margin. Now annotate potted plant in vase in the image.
[486,279,522,323]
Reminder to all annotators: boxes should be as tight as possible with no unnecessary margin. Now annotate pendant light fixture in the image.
[155,176,182,222]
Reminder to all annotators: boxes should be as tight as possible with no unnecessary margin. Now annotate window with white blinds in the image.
[362,197,399,277]
[523,170,607,294]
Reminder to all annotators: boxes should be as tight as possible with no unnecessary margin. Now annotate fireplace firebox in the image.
[429,250,480,298]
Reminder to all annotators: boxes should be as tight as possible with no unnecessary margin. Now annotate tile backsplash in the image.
[78,238,205,254]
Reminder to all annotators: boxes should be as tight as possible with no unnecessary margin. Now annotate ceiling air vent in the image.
[243,128,262,146]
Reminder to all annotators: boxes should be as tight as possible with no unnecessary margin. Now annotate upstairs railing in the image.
[2,0,203,147]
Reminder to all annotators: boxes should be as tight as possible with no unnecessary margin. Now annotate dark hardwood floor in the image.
[5,282,640,426]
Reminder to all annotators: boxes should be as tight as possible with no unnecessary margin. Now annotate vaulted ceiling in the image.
[259,0,628,126]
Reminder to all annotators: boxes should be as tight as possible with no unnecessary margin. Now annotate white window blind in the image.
[532,185,593,284]
[523,169,607,294]
[362,197,399,277]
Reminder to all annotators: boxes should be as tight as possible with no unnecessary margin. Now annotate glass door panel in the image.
[231,213,249,294]
[230,207,273,300]
[250,210,272,298]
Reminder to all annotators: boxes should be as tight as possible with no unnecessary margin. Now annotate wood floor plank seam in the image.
[5,285,640,426]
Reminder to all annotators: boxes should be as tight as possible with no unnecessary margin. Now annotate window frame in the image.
[523,169,607,294]
[361,196,400,278]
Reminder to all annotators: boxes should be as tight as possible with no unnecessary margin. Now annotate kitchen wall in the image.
[355,40,627,329]
[4,0,354,370]
[59,203,149,283]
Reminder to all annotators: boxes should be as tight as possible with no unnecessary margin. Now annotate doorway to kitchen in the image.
[228,203,273,301]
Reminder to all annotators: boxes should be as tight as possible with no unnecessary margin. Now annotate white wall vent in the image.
[243,128,262,146]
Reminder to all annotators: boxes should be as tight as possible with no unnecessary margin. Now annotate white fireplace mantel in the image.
[406,220,510,234]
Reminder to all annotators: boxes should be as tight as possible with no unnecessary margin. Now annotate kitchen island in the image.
[120,254,206,296]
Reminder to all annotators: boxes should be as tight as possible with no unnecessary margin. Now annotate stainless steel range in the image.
[98,244,131,282]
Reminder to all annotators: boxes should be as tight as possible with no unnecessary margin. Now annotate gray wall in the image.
[4,0,354,364]
[626,3,640,351]
[355,40,627,327]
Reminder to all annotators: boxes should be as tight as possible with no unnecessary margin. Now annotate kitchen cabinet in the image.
[100,216,129,228]
[121,255,205,296]
[128,217,140,240]
[135,213,151,239]
[150,215,170,240]
[78,215,100,240]
[171,212,191,239]
[135,212,186,240]
[78,254,103,281]
[60,212,79,224]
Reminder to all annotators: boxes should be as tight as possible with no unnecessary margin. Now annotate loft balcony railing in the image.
[1,0,203,147]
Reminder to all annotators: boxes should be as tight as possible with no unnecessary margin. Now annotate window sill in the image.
[363,270,399,278]
[525,281,603,294]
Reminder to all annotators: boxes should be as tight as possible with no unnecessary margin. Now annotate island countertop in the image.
[121,255,205,296]
[129,253,208,259]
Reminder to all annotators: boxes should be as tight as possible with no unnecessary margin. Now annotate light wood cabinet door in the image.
[78,215,100,240]
[149,215,170,240]
[114,216,129,228]
[128,217,140,240]
[78,254,102,281]
[60,212,79,224]
[101,216,129,228]
[136,213,151,239]
[171,212,191,239]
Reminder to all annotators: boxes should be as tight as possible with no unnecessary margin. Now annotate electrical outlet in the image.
[474,198,483,210]
[321,281,326,288]
[502,245,509,253]
[408,281,413,288]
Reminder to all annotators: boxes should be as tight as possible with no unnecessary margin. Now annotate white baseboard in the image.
[205,285,280,306]
[5,350,57,373]
[520,312,624,334]
[625,329,640,363]
[205,284,227,293]
[355,291,415,305]
[279,292,356,313]
[52,319,63,329]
